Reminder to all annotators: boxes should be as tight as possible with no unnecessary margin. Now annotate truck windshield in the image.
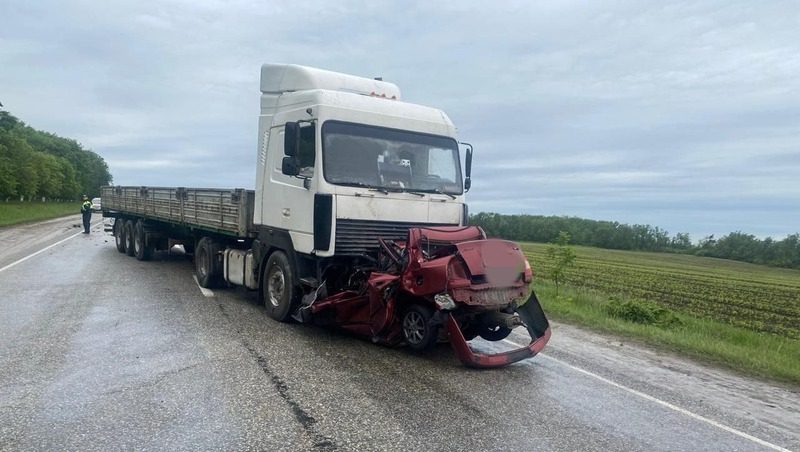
[322,121,463,195]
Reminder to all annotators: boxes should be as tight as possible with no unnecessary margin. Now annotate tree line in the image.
[471,212,800,270]
[0,109,111,201]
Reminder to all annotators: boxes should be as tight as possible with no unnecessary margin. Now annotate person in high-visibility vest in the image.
[80,195,92,234]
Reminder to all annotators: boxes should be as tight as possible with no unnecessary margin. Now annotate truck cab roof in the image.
[261,63,401,99]
[261,64,455,137]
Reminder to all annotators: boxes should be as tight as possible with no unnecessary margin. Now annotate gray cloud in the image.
[1,0,798,239]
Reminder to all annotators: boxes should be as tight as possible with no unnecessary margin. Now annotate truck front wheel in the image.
[195,237,222,288]
[263,251,297,322]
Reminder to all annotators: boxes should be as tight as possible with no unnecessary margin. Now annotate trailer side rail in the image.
[101,186,255,237]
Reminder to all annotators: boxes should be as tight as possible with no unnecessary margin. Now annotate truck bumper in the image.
[446,291,551,368]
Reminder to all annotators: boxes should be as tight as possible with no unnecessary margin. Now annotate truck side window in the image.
[298,125,315,177]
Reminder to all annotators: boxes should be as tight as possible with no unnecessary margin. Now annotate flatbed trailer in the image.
[102,186,255,238]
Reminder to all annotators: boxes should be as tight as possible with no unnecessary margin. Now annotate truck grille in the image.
[335,219,454,256]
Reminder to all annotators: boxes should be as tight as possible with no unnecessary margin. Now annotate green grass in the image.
[524,242,800,338]
[0,202,81,227]
[525,244,800,385]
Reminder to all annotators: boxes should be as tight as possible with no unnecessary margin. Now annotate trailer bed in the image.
[101,186,255,237]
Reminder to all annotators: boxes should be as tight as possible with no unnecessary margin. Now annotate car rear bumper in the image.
[446,291,551,368]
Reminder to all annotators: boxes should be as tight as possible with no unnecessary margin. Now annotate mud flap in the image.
[517,291,550,340]
[447,291,551,368]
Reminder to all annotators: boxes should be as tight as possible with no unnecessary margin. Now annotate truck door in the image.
[267,121,317,254]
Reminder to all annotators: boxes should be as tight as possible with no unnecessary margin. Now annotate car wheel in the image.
[263,251,297,322]
[195,237,221,288]
[479,325,512,342]
[402,304,438,351]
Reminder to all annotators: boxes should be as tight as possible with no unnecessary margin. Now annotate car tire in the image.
[402,304,438,351]
[479,325,512,342]
[195,237,222,288]
[263,251,297,322]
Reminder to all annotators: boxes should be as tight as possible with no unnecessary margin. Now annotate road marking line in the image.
[502,338,790,452]
[0,230,85,274]
[193,275,215,297]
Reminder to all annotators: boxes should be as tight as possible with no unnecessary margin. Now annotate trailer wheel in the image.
[479,325,512,342]
[133,220,154,261]
[263,251,297,322]
[114,219,126,253]
[124,220,135,256]
[195,237,222,288]
[402,304,438,351]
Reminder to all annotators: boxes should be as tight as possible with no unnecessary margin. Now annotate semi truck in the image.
[102,63,550,367]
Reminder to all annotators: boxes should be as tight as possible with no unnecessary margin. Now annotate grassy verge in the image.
[0,202,79,227]
[535,280,800,385]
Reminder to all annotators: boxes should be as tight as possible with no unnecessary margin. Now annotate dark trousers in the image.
[82,213,91,233]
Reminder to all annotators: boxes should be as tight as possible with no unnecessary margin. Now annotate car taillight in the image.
[523,259,534,283]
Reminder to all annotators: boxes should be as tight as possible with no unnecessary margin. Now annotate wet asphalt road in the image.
[1,216,798,451]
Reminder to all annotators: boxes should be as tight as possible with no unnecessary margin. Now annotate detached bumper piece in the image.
[447,292,551,368]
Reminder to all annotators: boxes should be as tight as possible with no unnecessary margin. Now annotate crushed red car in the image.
[294,226,551,368]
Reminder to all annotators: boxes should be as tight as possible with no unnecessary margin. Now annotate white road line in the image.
[0,230,85,274]
[503,339,790,452]
[192,275,215,297]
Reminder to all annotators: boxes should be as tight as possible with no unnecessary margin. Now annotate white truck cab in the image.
[254,64,471,258]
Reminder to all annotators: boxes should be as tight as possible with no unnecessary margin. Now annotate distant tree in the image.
[0,155,16,198]
[0,109,111,200]
[670,232,692,250]
[471,213,799,269]
[546,231,577,296]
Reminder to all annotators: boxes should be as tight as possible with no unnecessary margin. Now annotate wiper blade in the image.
[369,187,389,194]
[340,181,371,188]
[433,188,457,199]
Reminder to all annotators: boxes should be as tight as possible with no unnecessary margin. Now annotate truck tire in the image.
[133,220,154,261]
[195,237,222,288]
[263,251,297,322]
[124,220,136,256]
[114,219,126,253]
[402,304,438,351]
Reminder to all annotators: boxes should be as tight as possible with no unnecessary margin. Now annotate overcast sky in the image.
[2,1,798,239]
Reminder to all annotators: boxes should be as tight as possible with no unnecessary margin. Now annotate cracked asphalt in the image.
[0,216,798,451]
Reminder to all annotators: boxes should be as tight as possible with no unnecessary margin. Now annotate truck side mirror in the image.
[281,156,299,176]
[284,122,300,157]
[463,143,473,192]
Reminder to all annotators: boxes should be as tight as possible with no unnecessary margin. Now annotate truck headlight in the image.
[434,293,456,311]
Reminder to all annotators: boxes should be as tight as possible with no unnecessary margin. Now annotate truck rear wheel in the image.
[195,237,222,288]
[402,304,438,351]
[133,220,154,261]
[263,251,297,322]
[124,220,135,256]
[114,219,126,253]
